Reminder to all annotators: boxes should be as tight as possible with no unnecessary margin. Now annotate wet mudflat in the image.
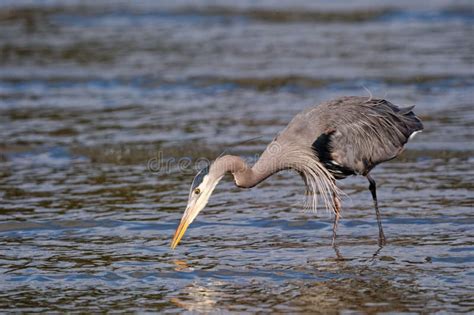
[0,0,473,313]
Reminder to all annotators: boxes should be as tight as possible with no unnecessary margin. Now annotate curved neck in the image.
[211,155,277,188]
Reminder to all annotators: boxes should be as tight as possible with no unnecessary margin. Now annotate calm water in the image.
[0,0,473,313]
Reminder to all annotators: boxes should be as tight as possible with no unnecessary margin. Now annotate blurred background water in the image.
[0,0,473,313]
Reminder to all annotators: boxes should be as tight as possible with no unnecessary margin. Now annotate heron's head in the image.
[170,164,224,249]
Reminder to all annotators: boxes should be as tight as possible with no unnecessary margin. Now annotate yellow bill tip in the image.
[170,220,190,249]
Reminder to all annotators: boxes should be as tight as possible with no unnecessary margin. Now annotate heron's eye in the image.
[194,188,201,195]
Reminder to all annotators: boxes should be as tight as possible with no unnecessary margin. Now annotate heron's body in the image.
[171,96,423,249]
[265,96,422,180]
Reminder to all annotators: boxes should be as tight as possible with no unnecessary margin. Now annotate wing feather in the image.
[326,97,423,175]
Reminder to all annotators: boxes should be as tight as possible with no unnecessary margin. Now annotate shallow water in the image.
[0,0,473,313]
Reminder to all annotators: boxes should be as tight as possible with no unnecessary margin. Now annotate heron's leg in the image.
[367,175,386,246]
[332,193,342,247]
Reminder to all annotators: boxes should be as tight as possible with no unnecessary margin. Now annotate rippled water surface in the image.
[0,0,473,313]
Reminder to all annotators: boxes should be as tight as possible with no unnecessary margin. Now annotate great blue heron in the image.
[171,96,423,249]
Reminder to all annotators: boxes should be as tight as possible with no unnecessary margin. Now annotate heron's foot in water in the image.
[378,229,386,246]
[331,213,341,248]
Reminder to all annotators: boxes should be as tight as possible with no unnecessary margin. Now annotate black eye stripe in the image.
[189,166,209,196]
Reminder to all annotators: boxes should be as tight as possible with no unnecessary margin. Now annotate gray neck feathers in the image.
[210,153,279,188]
[210,141,339,213]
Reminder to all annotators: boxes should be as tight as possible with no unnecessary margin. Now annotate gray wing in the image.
[316,96,423,176]
[281,96,423,177]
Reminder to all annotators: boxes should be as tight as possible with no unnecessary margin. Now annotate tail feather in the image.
[398,105,416,115]
[393,104,424,134]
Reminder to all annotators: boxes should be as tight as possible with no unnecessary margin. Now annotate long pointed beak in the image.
[170,216,191,249]
[170,187,215,249]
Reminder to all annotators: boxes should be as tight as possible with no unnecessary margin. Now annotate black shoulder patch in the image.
[312,132,333,165]
[312,131,356,180]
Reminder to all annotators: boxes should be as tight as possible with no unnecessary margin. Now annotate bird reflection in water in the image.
[171,260,219,312]
[170,281,224,312]
[173,260,194,272]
